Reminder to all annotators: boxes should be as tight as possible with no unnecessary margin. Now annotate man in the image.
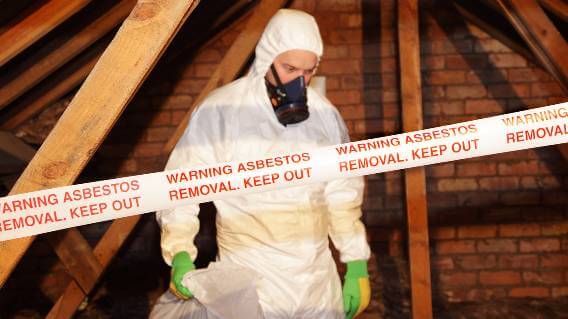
[157,9,371,319]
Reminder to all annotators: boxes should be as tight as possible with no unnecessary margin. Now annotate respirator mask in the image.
[265,64,309,126]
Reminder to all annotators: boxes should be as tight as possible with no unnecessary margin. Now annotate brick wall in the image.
[93,0,567,303]
[417,0,568,301]
[7,0,565,307]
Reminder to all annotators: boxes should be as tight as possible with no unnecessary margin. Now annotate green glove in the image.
[169,251,196,299]
[343,260,371,319]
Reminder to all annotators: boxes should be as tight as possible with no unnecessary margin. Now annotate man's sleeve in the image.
[156,107,220,265]
[325,110,371,263]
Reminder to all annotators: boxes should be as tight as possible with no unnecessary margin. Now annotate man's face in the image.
[265,49,318,86]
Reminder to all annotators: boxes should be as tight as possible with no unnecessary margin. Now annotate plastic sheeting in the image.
[150,262,264,319]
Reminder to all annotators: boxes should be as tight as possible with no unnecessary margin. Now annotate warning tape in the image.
[0,102,567,241]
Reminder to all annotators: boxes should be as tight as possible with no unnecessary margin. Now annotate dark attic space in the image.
[0,0,567,318]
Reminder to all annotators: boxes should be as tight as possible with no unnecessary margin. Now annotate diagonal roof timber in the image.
[0,0,92,68]
[163,0,290,154]
[0,0,200,289]
[0,131,35,178]
[0,39,108,130]
[47,216,141,318]
[453,0,568,161]
[452,0,539,66]
[539,0,568,22]
[47,229,103,295]
[1,1,255,131]
[0,131,35,164]
[154,0,257,83]
[0,0,136,111]
[495,0,568,94]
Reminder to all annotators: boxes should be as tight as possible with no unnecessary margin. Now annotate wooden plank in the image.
[0,131,35,175]
[0,131,35,163]
[153,0,255,82]
[398,1,433,319]
[0,0,136,110]
[163,0,289,154]
[0,0,200,289]
[496,0,568,93]
[0,0,92,68]
[539,0,568,21]
[452,1,538,64]
[0,42,104,130]
[48,230,103,294]
[47,216,140,319]
[46,6,255,315]
[452,1,568,161]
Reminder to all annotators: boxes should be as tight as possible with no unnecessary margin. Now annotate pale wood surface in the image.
[0,0,199,289]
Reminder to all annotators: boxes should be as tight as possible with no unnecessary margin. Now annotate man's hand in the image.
[169,251,196,300]
[342,260,371,319]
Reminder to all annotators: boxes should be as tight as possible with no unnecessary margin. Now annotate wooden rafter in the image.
[48,230,103,294]
[398,0,433,318]
[452,0,568,161]
[0,131,35,164]
[0,0,92,68]
[452,0,538,65]
[539,0,568,21]
[47,218,140,318]
[2,0,253,131]
[495,0,568,93]
[163,0,289,154]
[0,1,200,297]
[0,0,136,110]
[0,40,106,130]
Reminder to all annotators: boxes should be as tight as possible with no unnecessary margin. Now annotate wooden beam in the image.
[0,41,104,130]
[163,0,289,154]
[48,230,103,294]
[0,0,200,289]
[0,131,35,176]
[398,1,433,319]
[452,1,538,65]
[47,216,140,319]
[0,131,35,163]
[0,0,92,68]
[496,0,568,93]
[157,0,255,80]
[453,1,568,161]
[539,0,568,21]
[0,0,136,110]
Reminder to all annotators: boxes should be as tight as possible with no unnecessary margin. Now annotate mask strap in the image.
[270,64,286,88]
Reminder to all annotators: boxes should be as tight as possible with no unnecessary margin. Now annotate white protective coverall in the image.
[157,9,370,319]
